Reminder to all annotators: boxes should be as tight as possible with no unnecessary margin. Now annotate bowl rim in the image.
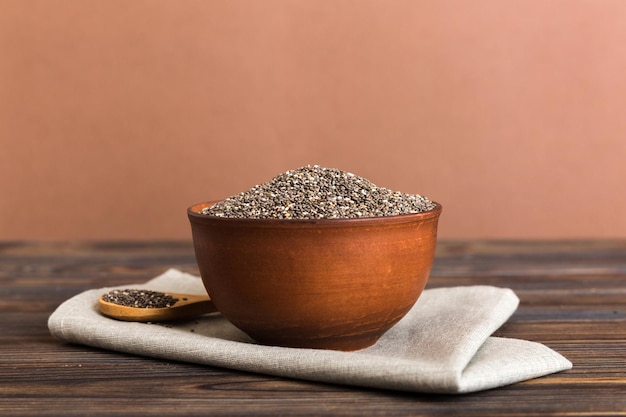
[188,200,442,228]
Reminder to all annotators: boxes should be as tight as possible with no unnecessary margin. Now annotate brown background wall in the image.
[2,0,625,240]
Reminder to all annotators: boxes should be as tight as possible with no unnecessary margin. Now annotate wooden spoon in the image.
[98,290,218,322]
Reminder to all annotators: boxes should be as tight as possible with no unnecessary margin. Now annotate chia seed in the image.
[201,165,436,219]
[102,289,179,309]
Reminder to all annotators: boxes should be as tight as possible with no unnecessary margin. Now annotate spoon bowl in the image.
[98,291,217,322]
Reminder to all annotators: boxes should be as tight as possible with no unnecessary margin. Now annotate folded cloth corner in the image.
[48,269,572,394]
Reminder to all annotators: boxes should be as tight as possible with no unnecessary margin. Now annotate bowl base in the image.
[249,331,384,351]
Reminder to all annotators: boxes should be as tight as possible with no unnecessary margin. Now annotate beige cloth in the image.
[48,269,571,394]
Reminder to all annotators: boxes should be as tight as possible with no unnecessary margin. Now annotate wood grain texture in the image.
[1,241,625,416]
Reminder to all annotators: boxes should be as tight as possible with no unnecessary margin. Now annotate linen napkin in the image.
[48,269,571,394]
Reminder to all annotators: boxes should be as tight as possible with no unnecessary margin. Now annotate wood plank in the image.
[1,241,625,416]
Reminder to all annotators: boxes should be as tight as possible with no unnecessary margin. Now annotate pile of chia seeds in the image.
[102,289,179,309]
[201,165,436,219]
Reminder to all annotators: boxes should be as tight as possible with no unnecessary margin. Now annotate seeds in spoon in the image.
[102,289,179,309]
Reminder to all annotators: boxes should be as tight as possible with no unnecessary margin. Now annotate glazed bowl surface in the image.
[188,201,442,351]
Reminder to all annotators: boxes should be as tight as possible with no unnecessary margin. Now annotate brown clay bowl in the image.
[188,201,442,351]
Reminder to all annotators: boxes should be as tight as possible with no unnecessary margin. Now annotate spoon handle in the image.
[98,292,218,322]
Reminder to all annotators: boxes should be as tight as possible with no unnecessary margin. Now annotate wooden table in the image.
[1,241,625,416]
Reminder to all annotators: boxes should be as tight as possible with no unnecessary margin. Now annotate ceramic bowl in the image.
[188,201,442,351]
